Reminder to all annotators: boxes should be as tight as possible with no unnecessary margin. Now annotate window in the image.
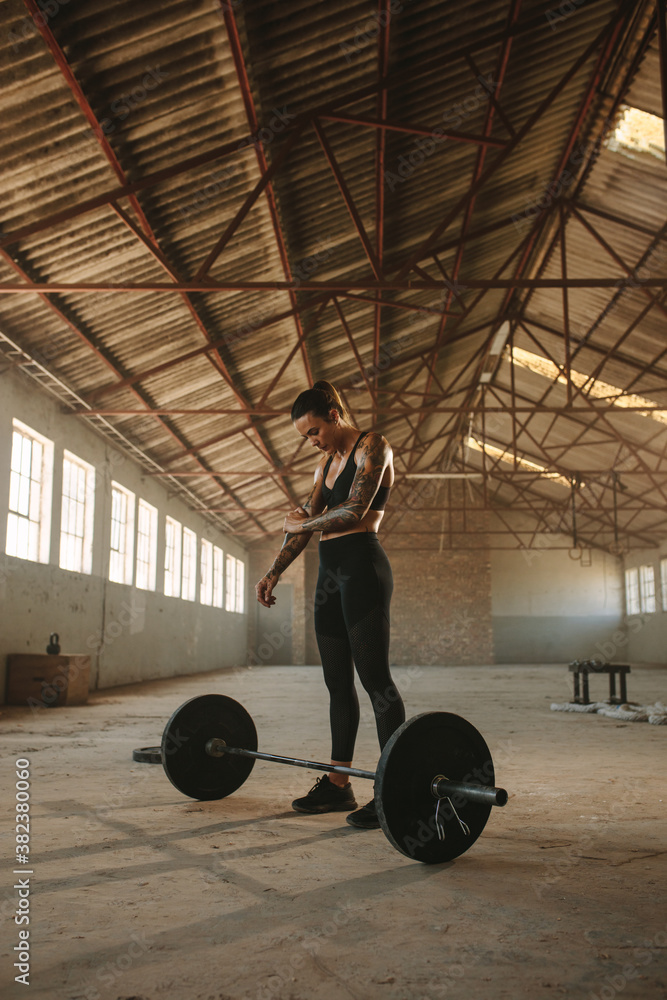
[625,568,639,615]
[661,558,667,613]
[200,540,223,606]
[182,527,197,602]
[6,420,53,563]
[109,483,135,584]
[639,564,656,613]
[607,105,665,161]
[59,452,94,574]
[225,554,245,613]
[201,539,213,605]
[213,545,224,609]
[164,516,182,597]
[136,499,158,591]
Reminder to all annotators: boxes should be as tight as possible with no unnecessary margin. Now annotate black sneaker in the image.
[346,798,380,829]
[292,775,357,814]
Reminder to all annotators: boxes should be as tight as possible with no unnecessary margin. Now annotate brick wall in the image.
[247,482,494,667]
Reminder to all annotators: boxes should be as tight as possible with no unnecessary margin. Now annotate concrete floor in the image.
[1,663,666,1000]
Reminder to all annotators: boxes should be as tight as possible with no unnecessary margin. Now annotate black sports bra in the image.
[320,432,392,511]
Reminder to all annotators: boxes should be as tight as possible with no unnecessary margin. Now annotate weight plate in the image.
[132,746,162,764]
[376,712,496,864]
[161,694,257,800]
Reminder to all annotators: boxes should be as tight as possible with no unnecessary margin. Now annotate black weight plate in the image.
[376,712,495,864]
[133,746,162,764]
[161,694,257,800]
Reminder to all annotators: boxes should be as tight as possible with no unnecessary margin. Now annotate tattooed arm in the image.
[255,471,325,608]
[284,433,391,535]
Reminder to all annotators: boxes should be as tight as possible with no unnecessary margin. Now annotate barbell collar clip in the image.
[431,776,508,807]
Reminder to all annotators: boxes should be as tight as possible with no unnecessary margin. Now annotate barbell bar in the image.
[159,694,508,864]
[205,739,508,808]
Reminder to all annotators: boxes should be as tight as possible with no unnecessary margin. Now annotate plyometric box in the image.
[5,654,91,707]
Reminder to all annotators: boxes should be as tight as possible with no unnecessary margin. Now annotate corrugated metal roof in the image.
[0,0,664,552]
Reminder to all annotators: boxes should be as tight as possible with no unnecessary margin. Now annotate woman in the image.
[255,380,406,829]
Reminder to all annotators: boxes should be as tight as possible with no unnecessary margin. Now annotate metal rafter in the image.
[19,0,296,529]
[217,1,312,393]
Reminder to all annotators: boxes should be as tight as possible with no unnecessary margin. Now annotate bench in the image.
[568,659,631,706]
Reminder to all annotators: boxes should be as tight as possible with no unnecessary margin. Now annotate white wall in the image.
[623,545,667,665]
[491,533,624,663]
[0,369,249,701]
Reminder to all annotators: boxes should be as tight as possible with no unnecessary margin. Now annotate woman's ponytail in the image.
[291,380,351,423]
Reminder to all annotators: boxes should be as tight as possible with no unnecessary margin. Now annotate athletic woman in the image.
[255,381,406,829]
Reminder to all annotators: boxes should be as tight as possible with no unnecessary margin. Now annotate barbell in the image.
[160,694,508,864]
[157,694,508,864]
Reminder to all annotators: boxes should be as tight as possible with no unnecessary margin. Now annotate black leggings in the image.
[314,532,405,762]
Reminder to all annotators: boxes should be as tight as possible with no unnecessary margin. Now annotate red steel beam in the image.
[0,3,608,256]
[218,1,312,388]
[19,0,298,524]
[312,118,383,281]
[409,0,523,451]
[333,298,378,404]
[193,122,304,280]
[68,404,667,416]
[318,112,508,148]
[417,3,636,472]
[3,278,664,294]
[395,13,619,284]
[374,0,391,419]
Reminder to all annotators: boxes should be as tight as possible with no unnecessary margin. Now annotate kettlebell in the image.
[46,633,61,655]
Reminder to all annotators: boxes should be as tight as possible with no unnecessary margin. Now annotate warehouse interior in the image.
[1,1,666,998]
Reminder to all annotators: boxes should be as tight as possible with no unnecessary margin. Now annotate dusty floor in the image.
[1,662,666,1000]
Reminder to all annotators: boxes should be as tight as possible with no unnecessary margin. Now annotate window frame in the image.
[624,567,640,616]
[6,419,54,564]
[164,516,182,598]
[213,545,224,609]
[200,538,213,606]
[181,526,197,602]
[225,554,245,613]
[59,450,95,575]
[109,481,135,585]
[135,498,158,592]
[639,563,656,614]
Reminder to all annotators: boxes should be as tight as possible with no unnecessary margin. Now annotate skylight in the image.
[467,437,572,488]
[607,105,665,160]
[509,347,667,426]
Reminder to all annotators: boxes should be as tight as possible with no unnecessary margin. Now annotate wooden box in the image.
[5,654,91,707]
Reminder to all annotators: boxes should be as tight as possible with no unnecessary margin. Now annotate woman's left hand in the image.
[283,506,309,533]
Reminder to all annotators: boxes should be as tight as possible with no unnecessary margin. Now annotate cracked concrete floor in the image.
[1,663,666,1000]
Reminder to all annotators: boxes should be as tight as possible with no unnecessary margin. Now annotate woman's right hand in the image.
[255,575,277,608]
